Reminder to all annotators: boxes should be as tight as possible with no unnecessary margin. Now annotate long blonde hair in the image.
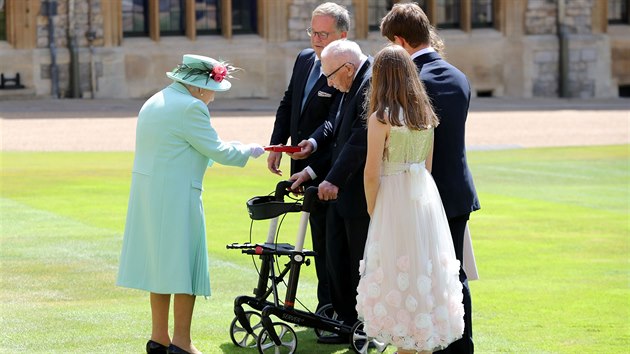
[367,45,438,129]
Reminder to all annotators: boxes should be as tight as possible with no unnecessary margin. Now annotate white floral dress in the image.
[356,126,464,351]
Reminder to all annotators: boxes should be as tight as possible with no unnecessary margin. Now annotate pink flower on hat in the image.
[211,65,228,82]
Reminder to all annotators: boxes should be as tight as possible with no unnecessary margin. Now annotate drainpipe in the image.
[557,0,569,97]
[68,0,81,98]
[87,0,96,98]
[44,0,59,98]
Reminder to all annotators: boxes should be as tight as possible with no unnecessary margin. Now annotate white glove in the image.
[248,143,265,158]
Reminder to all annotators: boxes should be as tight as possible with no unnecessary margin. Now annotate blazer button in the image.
[333,143,337,148]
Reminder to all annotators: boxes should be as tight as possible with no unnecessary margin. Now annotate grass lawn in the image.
[1,145,628,353]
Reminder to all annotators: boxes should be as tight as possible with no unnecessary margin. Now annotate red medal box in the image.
[264,145,302,153]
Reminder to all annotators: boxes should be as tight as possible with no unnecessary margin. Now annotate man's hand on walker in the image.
[318,180,338,201]
[289,170,312,194]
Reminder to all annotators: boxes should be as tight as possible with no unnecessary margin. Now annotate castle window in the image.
[608,0,629,24]
[123,0,149,37]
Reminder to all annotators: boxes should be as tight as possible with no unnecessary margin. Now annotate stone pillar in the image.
[503,0,528,97]
[263,0,288,42]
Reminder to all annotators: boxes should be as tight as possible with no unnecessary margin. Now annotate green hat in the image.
[166,54,232,91]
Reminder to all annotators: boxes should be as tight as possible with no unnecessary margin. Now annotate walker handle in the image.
[302,186,319,213]
[274,180,294,201]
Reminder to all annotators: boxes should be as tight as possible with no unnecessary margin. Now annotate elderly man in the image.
[290,39,373,344]
[267,1,350,313]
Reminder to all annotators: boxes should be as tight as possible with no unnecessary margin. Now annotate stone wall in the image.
[35,0,104,98]
[1,0,625,100]
[525,0,556,35]
[564,0,593,34]
[36,0,102,48]
[525,0,614,97]
[530,36,559,97]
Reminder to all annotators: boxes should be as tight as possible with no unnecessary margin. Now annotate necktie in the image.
[301,60,321,112]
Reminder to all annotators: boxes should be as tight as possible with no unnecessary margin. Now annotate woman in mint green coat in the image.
[117,54,264,354]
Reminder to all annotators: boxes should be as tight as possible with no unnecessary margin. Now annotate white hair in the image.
[321,39,363,67]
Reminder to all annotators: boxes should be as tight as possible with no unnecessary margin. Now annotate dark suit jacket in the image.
[414,52,480,218]
[310,57,373,218]
[270,48,340,177]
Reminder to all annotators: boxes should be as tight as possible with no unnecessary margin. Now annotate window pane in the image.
[608,0,629,24]
[123,0,149,37]
[437,0,460,29]
[160,0,185,35]
[0,0,5,41]
[368,0,394,31]
[415,0,428,12]
[232,0,257,34]
[196,0,220,34]
[472,0,493,28]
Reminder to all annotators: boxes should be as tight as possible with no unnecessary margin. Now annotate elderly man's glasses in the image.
[306,27,332,39]
[324,62,354,80]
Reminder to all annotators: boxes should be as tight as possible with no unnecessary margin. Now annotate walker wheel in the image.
[313,304,339,339]
[256,322,298,354]
[350,320,388,354]
[229,311,263,348]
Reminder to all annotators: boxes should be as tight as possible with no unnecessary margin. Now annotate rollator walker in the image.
[226,181,387,353]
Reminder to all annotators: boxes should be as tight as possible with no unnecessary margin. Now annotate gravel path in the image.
[1,98,628,151]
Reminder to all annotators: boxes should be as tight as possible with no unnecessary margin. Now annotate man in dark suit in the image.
[289,39,373,344]
[267,2,349,310]
[380,3,481,353]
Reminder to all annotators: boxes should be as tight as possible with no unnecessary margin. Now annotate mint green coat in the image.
[116,82,251,296]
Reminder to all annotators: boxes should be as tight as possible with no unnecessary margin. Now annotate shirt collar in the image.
[410,47,436,60]
[353,54,368,80]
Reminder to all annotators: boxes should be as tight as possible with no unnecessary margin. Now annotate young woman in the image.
[356,45,464,354]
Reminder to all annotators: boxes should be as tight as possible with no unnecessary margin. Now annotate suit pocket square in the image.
[317,91,332,98]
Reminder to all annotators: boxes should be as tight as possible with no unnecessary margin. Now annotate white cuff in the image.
[308,138,318,152]
[305,166,317,180]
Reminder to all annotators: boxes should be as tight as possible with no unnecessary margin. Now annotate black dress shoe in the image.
[167,344,191,354]
[317,333,349,345]
[146,340,168,354]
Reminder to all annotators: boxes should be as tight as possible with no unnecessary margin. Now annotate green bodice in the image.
[382,126,434,176]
